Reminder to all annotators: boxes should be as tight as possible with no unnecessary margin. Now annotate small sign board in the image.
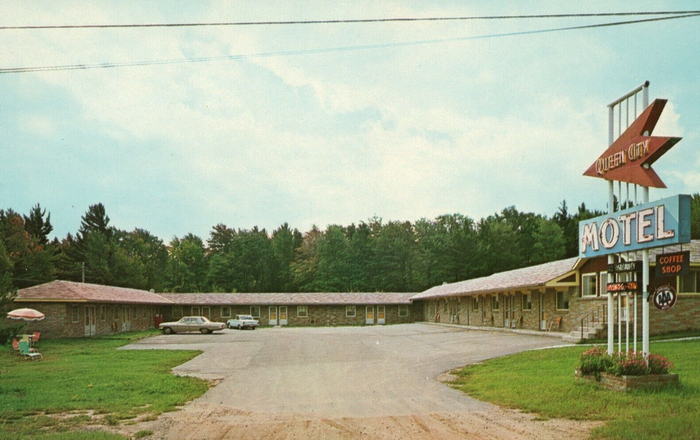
[607,281,640,293]
[608,261,642,274]
[652,285,677,310]
[655,251,690,278]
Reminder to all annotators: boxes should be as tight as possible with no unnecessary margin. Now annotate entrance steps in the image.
[562,322,607,343]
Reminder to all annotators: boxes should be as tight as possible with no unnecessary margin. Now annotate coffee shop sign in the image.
[579,194,691,258]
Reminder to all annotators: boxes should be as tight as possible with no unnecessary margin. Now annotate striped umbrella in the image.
[6,308,45,321]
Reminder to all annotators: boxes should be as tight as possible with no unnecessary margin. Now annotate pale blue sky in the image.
[1,1,699,242]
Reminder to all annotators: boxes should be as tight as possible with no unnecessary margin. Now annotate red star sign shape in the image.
[583,99,682,188]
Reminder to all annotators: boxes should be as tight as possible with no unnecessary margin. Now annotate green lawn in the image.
[452,340,700,439]
[0,331,209,439]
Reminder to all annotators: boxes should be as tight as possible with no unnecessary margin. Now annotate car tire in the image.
[163,327,173,335]
[200,328,211,334]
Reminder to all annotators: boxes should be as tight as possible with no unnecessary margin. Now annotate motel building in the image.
[12,240,700,341]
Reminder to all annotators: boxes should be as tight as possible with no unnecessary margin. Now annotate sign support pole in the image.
[606,105,615,355]
[642,188,650,356]
[641,85,650,358]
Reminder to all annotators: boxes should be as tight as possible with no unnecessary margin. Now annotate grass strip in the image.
[0,330,208,439]
[451,340,700,439]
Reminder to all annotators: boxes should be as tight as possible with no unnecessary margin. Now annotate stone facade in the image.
[166,303,415,327]
[420,287,575,332]
[19,302,160,338]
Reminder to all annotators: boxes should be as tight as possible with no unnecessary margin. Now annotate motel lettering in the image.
[579,194,691,258]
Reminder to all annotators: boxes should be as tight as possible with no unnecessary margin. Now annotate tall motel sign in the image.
[579,81,691,357]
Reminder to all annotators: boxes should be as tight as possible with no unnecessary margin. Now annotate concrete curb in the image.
[421,321,567,339]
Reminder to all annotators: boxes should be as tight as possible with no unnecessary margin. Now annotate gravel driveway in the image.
[122,324,597,439]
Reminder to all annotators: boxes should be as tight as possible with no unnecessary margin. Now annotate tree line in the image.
[2,196,699,295]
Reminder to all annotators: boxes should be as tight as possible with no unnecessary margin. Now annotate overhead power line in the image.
[1,12,698,75]
[2,10,700,30]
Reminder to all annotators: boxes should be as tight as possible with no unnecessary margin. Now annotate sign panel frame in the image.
[579,194,691,258]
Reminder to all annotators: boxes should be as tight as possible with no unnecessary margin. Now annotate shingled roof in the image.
[160,292,414,305]
[411,257,579,300]
[15,280,173,305]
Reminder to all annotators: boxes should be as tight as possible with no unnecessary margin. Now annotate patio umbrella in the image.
[6,308,45,321]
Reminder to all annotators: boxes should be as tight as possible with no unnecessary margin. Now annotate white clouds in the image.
[4,1,699,240]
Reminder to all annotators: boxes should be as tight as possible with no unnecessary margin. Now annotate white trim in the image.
[250,306,260,318]
[598,271,608,297]
[297,305,308,318]
[522,292,532,311]
[581,273,598,297]
[346,305,356,317]
[491,294,500,311]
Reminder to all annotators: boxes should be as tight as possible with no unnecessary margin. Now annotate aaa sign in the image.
[579,194,691,258]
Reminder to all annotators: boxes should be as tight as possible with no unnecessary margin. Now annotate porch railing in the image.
[580,303,608,341]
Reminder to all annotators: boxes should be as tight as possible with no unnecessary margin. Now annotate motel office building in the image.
[14,240,700,339]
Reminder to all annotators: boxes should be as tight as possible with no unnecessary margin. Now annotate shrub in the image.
[647,353,673,374]
[578,346,612,376]
[607,351,649,376]
[578,349,673,377]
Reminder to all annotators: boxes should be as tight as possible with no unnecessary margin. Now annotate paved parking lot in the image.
[124,324,595,439]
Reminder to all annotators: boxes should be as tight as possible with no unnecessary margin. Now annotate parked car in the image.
[159,316,226,334]
[227,314,259,330]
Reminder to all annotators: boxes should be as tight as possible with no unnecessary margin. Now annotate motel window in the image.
[250,306,260,318]
[191,306,200,316]
[522,293,532,311]
[582,273,597,297]
[556,290,571,310]
[202,307,210,318]
[221,306,231,318]
[472,297,479,312]
[680,269,700,293]
[443,300,448,312]
[99,305,106,321]
[346,305,356,317]
[71,306,80,323]
[598,271,608,296]
[297,305,308,318]
[492,295,500,311]
[173,307,182,318]
[398,304,409,317]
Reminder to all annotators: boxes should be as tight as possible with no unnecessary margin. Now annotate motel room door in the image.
[84,305,96,336]
[377,305,385,325]
[268,306,288,326]
[538,293,546,330]
[365,306,375,324]
[278,306,288,326]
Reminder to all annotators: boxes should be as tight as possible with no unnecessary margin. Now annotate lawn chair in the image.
[31,331,41,346]
[18,340,42,361]
[11,338,20,354]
